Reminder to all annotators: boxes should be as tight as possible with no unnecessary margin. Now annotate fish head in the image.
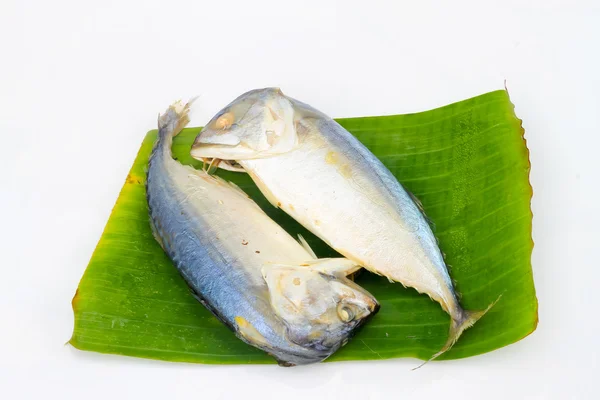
[191,88,297,160]
[262,261,379,356]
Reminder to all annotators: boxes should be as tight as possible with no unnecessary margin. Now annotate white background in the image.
[1,0,598,399]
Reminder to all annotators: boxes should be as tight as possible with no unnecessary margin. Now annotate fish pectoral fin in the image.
[298,258,362,277]
[245,168,281,208]
[262,258,361,282]
[206,158,221,174]
[297,234,317,259]
[234,316,269,347]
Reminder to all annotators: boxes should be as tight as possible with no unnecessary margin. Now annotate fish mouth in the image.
[190,140,258,160]
[288,301,381,365]
[269,306,381,367]
[345,300,380,339]
[331,300,381,353]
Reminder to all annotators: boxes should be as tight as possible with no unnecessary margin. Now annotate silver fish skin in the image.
[146,101,379,366]
[190,88,499,360]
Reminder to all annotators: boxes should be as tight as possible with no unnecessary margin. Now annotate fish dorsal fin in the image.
[297,234,317,259]
[407,189,424,212]
[406,189,436,231]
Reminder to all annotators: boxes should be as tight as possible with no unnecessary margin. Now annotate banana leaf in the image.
[70,89,536,364]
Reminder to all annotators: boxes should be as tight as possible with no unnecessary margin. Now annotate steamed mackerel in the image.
[190,88,498,360]
[146,101,378,366]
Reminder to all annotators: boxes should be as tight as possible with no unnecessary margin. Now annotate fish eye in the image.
[337,303,355,322]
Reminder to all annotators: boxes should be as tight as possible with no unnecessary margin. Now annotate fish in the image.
[146,100,379,366]
[190,88,499,361]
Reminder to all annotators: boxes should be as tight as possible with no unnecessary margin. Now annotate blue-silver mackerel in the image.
[146,101,379,366]
[190,88,500,362]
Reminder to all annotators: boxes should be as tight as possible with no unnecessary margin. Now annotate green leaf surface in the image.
[70,90,536,364]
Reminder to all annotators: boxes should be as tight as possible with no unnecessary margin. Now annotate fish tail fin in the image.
[413,295,502,370]
[156,98,196,147]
